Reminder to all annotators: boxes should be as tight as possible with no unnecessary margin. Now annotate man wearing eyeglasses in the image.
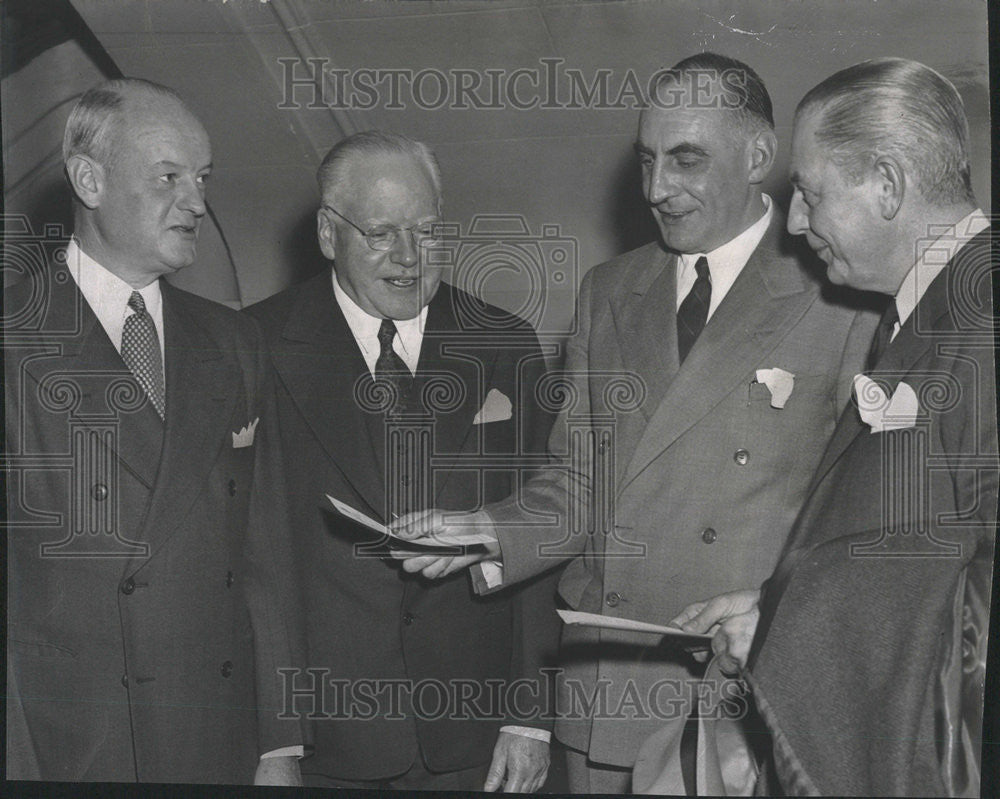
[246,131,559,792]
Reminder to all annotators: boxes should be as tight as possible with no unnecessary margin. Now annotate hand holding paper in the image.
[668,589,761,673]
[391,508,501,578]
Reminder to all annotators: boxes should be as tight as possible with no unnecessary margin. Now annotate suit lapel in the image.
[611,244,678,421]
[22,265,163,490]
[271,273,385,519]
[805,253,961,491]
[621,217,817,491]
[135,283,236,558]
[415,286,494,501]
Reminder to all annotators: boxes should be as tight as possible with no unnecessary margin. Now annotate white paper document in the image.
[557,609,714,644]
[325,495,497,547]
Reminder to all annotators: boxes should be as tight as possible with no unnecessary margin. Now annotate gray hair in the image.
[796,58,974,205]
[62,78,188,170]
[317,130,442,207]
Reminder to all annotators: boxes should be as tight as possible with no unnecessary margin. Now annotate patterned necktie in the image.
[866,299,900,371]
[676,255,712,364]
[375,318,412,413]
[121,291,165,419]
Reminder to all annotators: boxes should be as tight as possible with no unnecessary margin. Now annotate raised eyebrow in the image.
[633,141,653,156]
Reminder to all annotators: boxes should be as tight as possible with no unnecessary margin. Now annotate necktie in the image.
[375,318,412,413]
[121,291,165,419]
[866,299,899,371]
[676,256,712,364]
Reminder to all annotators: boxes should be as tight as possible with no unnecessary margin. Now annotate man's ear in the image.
[64,154,104,210]
[747,128,777,185]
[872,156,905,220]
[316,207,337,260]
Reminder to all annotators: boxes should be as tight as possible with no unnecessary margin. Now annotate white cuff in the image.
[260,745,305,760]
[500,725,551,743]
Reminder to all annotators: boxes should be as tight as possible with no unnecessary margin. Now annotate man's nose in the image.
[646,161,679,206]
[390,228,419,268]
[787,191,808,236]
[178,177,207,217]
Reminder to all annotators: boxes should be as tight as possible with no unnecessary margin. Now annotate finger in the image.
[668,600,707,629]
[397,555,441,573]
[483,748,506,792]
[391,509,437,539]
[692,648,710,663]
[420,556,455,580]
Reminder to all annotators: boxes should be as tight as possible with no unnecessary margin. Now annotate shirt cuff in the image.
[471,560,503,593]
[500,725,551,743]
[260,746,305,760]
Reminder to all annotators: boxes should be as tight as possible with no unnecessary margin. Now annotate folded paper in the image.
[473,387,512,424]
[754,367,795,409]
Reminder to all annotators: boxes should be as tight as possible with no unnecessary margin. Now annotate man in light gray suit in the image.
[394,52,880,792]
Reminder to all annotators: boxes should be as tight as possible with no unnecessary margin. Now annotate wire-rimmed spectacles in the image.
[323,205,443,251]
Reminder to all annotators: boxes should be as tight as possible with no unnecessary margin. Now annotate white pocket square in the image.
[232,417,259,448]
[473,388,512,425]
[853,375,919,432]
[754,367,795,409]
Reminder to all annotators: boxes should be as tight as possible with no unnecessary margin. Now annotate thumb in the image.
[391,509,436,538]
[483,746,506,792]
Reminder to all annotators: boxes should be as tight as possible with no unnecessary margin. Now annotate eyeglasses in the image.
[323,205,443,251]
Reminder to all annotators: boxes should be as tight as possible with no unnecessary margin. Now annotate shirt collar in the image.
[678,194,773,317]
[65,238,163,344]
[331,270,427,372]
[893,209,989,325]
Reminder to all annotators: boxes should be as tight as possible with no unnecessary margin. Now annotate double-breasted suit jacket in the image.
[247,271,560,781]
[749,226,998,796]
[484,211,881,767]
[5,257,305,783]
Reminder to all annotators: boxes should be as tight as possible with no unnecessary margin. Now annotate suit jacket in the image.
[5,258,306,783]
[246,271,560,780]
[748,227,998,796]
[485,211,882,767]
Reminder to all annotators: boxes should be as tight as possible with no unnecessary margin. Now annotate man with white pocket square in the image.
[392,53,883,793]
[245,130,559,792]
[672,58,997,796]
[5,78,306,784]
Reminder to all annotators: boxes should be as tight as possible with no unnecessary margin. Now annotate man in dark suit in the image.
[673,58,997,796]
[245,130,559,792]
[4,78,305,784]
[393,53,879,792]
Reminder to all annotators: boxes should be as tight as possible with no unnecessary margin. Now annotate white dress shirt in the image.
[332,273,426,374]
[65,239,165,373]
[890,209,989,341]
[675,193,773,319]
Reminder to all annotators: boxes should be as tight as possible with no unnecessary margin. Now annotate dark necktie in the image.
[375,318,413,412]
[676,256,712,364]
[866,299,900,371]
[121,291,165,419]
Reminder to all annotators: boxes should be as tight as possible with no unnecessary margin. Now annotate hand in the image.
[253,755,302,786]
[669,589,761,675]
[390,508,501,580]
[483,732,550,793]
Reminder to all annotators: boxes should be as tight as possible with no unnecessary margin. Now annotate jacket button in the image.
[226,570,235,588]
[92,483,109,501]
[228,479,237,496]
[733,449,750,466]
[605,591,621,607]
[402,612,414,626]
[121,673,128,687]
[220,660,233,678]
[120,577,136,595]
[701,528,718,544]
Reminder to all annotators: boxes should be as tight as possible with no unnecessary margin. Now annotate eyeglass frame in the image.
[322,204,443,251]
